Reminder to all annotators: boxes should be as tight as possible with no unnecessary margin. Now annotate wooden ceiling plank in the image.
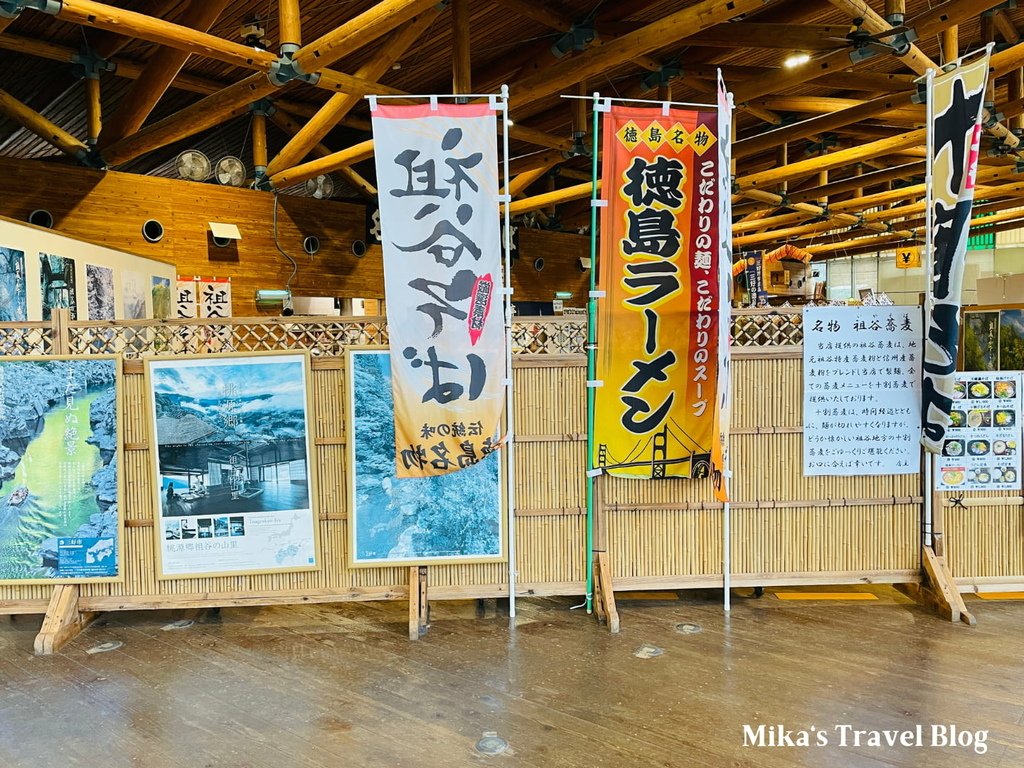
[265,10,438,181]
[492,0,573,33]
[97,0,234,149]
[510,0,771,111]
[0,87,90,161]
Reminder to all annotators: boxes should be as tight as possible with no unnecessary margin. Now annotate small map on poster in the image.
[935,372,1022,491]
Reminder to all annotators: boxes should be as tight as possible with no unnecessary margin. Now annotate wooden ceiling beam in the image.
[510,0,771,111]
[279,0,302,51]
[268,139,375,189]
[265,11,438,182]
[734,92,917,159]
[685,64,917,92]
[992,10,1020,44]
[682,22,851,50]
[0,87,91,161]
[84,76,101,146]
[84,0,182,59]
[827,0,932,76]
[508,180,597,215]
[97,0,234,149]
[734,0,1003,103]
[747,95,923,123]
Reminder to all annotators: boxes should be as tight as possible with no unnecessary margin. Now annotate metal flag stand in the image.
[366,87,517,619]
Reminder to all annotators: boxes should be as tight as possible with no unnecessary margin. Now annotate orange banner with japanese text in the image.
[594,104,720,479]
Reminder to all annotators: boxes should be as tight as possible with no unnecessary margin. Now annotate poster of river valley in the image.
[148,352,318,578]
[347,349,503,566]
[0,357,121,583]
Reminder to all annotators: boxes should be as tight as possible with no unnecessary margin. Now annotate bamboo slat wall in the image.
[0,308,998,615]
[943,493,1024,591]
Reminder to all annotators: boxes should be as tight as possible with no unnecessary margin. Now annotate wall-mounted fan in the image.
[215,156,246,187]
[305,174,335,199]
[175,149,211,182]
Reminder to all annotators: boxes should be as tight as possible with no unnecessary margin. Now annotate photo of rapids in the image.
[0,358,119,581]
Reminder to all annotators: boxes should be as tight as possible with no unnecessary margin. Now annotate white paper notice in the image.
[803,306,923,476]
[935,372,1022,491]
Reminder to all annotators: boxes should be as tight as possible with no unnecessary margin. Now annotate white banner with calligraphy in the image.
[371,102,506,478]
[175,276,198,318]
[803,306,923,476]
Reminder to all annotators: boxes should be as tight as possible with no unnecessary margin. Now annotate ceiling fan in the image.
[305,174,335,199]
[215,156,246,187]
[827,17,918,62]
[175,149,211,182]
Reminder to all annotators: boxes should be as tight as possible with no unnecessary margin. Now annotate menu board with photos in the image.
[803,306,923,476]
[935,372,1021,491]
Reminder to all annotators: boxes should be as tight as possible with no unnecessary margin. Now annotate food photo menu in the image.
[936,372,1022,491]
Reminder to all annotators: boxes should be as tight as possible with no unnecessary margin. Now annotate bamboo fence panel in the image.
[943,492,1024,590]
[4,309,1000,613]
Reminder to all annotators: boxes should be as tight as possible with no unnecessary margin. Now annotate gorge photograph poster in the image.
[0,357,121,583]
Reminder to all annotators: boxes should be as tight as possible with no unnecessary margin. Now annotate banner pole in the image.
[499,84,517,618]
[585,91,601,615]
[923,67,936,551]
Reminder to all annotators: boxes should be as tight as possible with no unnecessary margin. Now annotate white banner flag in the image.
[372,102,506,478]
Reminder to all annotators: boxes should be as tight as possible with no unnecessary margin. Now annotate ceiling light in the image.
[784,52,810,68]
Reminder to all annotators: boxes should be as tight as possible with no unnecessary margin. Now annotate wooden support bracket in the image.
[900,546,976,627]
[33,585,97,655]
[592,551,620,634]
[408,566,429,640]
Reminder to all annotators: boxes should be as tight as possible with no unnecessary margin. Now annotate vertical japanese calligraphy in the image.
[922,53,990,453]
[593,104,720,479]
[372,103,506,479]
[803,307,923,476]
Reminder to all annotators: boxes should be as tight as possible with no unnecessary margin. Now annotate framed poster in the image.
[1001,309,1024,371]
[0,356,123,584]
[962,311,1000,371]
[146,351,319,579]
[935,372,1021,491]
[39,253,77,320]
[346,348,504,566]
[0,246,26,322]
[86,264,115,321]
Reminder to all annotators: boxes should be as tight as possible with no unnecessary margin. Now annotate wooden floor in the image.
[1,588,1023,767]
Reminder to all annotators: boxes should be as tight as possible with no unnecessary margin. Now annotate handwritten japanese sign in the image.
[803,306,923,476]
[372,102,506,478]
[175,276,198,319]
[594,104,721,479]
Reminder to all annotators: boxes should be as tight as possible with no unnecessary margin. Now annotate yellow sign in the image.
[895,246,921,269]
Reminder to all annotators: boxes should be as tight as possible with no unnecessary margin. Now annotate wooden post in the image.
[941,25,958,65]
[34,585,97,655]
[278,0,302,51]
[52,308,72,355]
[593,552,620,634]
[921,546,976,626]
[252,111,268,176]
[84,76,102,146]
[408,566,428,640]
[817,168,828,208]
[451,0,471,95]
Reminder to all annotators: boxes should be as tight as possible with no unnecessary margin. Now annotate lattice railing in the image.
[0,324,53,356]
[67,317,390,357]
[7,310,804,359]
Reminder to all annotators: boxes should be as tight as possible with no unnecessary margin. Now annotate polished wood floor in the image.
[1,588,1022,767]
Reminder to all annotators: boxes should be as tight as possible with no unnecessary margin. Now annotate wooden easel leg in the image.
[903,546,976,627]
[33,585,96,656]
[591,557,607,624]
[408,566,429,640]
[594,551,620,634]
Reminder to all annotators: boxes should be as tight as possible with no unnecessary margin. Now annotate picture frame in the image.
[145,350,320,579]
[346,347,505,567]
[0,354,124,585]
